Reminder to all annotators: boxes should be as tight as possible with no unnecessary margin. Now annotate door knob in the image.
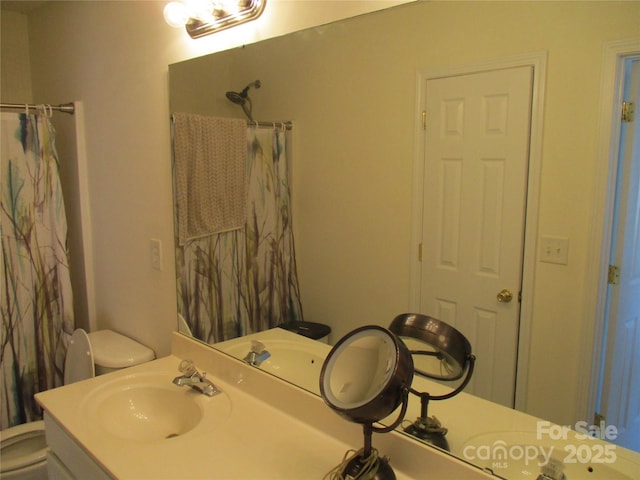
[497,289,513,303]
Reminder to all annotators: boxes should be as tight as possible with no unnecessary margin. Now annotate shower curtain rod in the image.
[250,120,292,130]
[170,114,292,130]
[1,102,75,114]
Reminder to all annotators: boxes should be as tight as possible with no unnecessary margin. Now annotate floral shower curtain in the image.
[1,111,74,429]
[176,126,303,344]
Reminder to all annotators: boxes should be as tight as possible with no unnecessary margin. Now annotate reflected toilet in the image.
[0,329,154,480]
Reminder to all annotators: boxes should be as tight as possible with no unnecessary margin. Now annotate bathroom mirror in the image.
[169,0,640,474]
[170,0,500,385]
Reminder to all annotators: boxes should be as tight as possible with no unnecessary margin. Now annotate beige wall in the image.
[4,0,639,427]
[1,9,33,102]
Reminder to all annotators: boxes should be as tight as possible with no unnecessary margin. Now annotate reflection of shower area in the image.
[171,95,303,344]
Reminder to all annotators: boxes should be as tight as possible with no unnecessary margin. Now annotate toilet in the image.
[0,329,155,480]
[0,422,49,480]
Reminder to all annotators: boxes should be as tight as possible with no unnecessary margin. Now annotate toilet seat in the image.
[0,420,47,474]
[64,329,95,384]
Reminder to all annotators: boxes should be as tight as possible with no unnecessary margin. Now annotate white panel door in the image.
[600,58,640,452]
[420,67,533,407]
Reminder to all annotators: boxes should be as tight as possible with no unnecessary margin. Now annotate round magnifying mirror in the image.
[320,325,413,424]
[389,313,471,381]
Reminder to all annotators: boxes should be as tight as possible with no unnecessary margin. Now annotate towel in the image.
[172,113,247,245]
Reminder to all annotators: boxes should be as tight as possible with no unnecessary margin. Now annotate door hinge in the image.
[608,265,620,285]
[622,101,634,122]
[422,111,427,130]
[418,242,423,262]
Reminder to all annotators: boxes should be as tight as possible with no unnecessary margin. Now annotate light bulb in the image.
[220,0,240,15]
[185,0,213,20]
[163,2,188,28]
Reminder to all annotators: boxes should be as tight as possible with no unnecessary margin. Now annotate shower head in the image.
[225,91,246,105]
[225,80,261,121]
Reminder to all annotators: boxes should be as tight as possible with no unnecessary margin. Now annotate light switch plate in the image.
[539,235,569,265]
[150,238,163,271]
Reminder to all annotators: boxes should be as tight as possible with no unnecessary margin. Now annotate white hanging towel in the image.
[172,113,247,245]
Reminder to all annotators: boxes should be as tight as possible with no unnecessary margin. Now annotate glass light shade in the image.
[163,2,189,28]
[164,0,265,37]
[186,0,266,38]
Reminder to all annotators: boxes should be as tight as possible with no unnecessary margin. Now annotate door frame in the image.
[409,52,548,411]
[580,38,640,427]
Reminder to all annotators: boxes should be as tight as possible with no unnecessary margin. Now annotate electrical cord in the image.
[323,448,382,480]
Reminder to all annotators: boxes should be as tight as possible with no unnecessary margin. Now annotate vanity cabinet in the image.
[44,413,112,480]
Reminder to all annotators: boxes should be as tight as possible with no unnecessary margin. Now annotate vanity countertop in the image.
[38,355,347,479]
[36,332,496,479]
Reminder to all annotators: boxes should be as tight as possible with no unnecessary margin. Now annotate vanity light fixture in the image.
[163,0,267,39]
[320,325,413,480]
[388,313,476,451]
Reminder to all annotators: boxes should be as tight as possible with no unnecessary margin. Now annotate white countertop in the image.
[39,355,351,479]
[36,332,496,480]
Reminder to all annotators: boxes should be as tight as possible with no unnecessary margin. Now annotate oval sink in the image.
[95,386,202,441]
[82,371,231,442]
[221,340,327,393]
[216,329,331,394]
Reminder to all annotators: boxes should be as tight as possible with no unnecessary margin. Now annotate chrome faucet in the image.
[243,340,271,366]
[537,455,566,480]
[172,359,221,397]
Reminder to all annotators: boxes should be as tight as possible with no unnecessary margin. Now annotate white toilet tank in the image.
[88,330,155,375]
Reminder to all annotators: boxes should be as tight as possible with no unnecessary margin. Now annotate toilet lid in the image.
[64,329,95,384]
[88,330,155,368]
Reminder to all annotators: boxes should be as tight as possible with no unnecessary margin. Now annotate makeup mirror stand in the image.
[320,326,414,480]
[344,395,409,480]
[404,355,476,450]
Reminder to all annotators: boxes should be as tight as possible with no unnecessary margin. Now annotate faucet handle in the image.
[251,340,267,354]
[178,359,197,376]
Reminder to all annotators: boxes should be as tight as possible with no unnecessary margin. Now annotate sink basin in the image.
[82,371,231,442]
[94,386,202,441]
[216,329,331,394]
[461,430,637,480]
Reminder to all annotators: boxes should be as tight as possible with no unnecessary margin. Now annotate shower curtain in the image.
[176,125,303,343]
[0,110,74,429]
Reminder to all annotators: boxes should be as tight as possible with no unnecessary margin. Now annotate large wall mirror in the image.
[169,1,640,475]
